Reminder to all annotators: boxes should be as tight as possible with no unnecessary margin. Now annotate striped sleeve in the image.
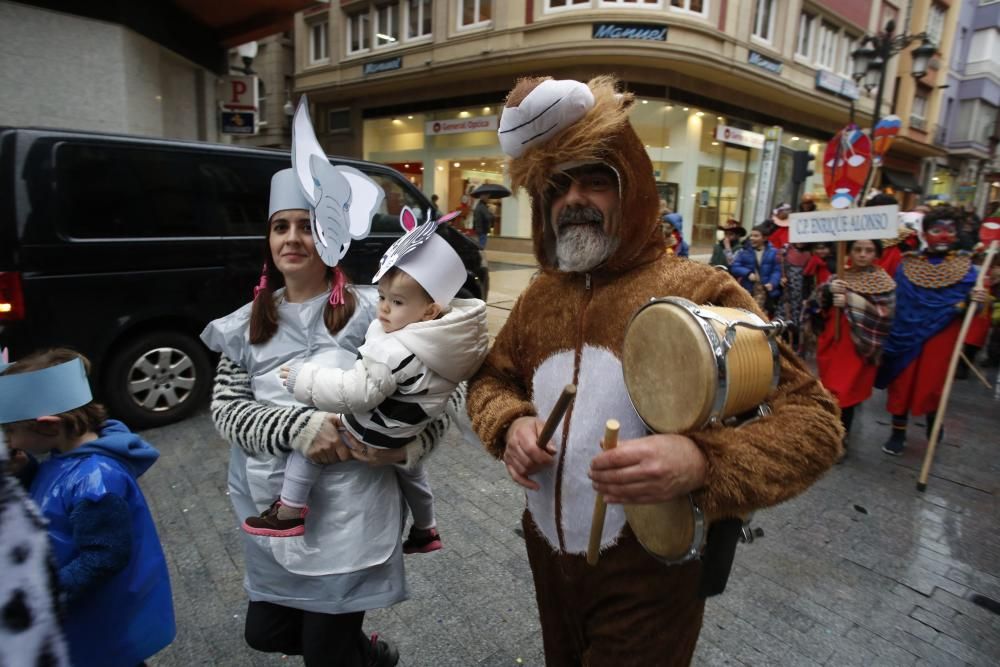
[400,383,466,470]
[210,356,321,457]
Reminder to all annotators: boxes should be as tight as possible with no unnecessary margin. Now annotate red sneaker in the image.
[402,526,442,554]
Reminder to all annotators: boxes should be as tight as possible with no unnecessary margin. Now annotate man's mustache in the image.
[557,206,604,228]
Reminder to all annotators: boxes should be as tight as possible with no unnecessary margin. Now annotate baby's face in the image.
[376,271,436,333]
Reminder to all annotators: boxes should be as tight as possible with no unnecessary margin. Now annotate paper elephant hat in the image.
[372,208,465,305]
[0,355,93,424]
[289,96,385,267]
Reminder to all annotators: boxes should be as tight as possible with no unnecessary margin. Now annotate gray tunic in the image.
[201,286,408,614]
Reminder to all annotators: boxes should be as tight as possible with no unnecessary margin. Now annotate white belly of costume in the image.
[526,345,647,554]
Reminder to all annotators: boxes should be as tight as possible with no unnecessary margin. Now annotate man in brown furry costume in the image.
[468,76,843,666]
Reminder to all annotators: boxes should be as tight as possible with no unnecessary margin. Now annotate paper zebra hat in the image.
[290,96,385,267]
[372,208,465,305]
[0,354,93,424]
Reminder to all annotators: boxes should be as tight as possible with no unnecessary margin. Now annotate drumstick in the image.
[537,384,577,450]
[587,420,620,566]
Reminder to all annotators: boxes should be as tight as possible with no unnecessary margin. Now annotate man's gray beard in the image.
[555,223,620,272]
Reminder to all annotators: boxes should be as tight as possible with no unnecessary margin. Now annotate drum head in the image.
[622,301,717,433]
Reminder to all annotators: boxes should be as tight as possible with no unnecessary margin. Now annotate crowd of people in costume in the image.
[709,197,997,460]
[1,72,996,667]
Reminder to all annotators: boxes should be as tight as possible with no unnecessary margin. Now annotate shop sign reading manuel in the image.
[592,23,667,41]
[364,57,402,76]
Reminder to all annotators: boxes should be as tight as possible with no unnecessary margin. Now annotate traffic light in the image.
[792,150,815,184]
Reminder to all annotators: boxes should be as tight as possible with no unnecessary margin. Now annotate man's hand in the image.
[305,415,353,464]
[971,287,988,303]
[590,434,707,505]
[503,416,555,490]
[829,279,848,295]
[748,272,758,283]
[832,293,847,308]
[764,283,774,292]
[278,366,290,385]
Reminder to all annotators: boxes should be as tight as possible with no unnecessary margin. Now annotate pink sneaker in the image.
[242,500,308,537]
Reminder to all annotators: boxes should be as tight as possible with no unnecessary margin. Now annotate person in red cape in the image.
[875,206,989,455]
[815,240,895,459]
[765,203,791,249]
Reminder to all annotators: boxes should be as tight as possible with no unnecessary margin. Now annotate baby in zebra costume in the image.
[245,207,489,553]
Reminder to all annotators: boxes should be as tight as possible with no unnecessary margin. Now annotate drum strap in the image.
[697,518,742,599]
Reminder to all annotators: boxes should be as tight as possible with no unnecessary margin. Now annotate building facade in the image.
[0,1,223,141]
[227,33,298,148]
[936,0,1000,213]
[291,0,954,243]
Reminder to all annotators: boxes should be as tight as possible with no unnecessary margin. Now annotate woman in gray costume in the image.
[201,169,451,667]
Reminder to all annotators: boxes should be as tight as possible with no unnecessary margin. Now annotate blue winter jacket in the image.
[663,212,690,257]
[28,420,176,667]
[731,242,782,298]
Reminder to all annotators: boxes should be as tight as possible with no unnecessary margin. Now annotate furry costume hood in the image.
[501,76,664,274]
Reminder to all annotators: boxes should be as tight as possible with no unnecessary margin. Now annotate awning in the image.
[881,169,923,194]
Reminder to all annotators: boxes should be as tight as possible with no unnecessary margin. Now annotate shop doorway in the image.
[693,144,754,245]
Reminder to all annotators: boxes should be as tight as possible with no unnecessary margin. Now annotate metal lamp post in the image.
[851,19,937,129]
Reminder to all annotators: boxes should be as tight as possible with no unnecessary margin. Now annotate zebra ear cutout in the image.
[400,206,418,232]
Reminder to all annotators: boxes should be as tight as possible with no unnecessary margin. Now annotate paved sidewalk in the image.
[142,372,1000,666]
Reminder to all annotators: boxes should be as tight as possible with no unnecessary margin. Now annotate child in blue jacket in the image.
[731,225,783,315]
[1,349,175,667]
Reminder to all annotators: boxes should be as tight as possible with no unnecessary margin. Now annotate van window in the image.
[367,172,428,234]
[197,155,279,236]
[55,143,216,238]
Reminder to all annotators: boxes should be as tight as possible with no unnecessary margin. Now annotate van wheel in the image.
[105,332,212,429]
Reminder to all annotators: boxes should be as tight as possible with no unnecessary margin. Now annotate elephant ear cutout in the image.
[291,95,385,266]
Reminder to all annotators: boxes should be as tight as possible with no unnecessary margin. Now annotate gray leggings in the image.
[281,451,435,529]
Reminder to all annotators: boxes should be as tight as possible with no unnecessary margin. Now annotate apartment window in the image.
[459,0,492,28]
[752,0,775,43]
[796,12,814,58]
[815,20,838,70]
[309,21,329,63]
[599,0,661,6]
[838,34,857,75]
[546,0,591,9]
[671,0,706,14]
[347,11,371,54]
[375,3,400,47]
[407,0,432,39]
[257,80,267,125]
[912,89,928,129]
[927,3,946,47]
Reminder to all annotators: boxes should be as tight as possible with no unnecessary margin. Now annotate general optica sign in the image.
[789,205,899,243]
[425,116,499,135]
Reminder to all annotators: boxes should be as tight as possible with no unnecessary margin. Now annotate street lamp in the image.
[851,19,937,125]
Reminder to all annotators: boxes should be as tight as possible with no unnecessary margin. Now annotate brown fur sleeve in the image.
[685,269,844,519]
[468,295,537,459]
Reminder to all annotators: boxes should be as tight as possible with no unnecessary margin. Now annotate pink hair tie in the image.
[252,264,269,300]
[328,267,346,307]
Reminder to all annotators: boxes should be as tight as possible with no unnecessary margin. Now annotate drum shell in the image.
[622,298,778,434]
[620,297,779,563]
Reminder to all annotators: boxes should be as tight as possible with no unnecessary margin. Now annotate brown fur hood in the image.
[502,76,664,275]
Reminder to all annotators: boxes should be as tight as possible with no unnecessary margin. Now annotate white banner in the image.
[789,205,899,243]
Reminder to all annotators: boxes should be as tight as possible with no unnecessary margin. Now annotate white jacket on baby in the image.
[288,298,489,449]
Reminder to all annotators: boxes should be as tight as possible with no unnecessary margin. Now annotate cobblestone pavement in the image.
[143,378,1000,667]
[143,252,1000,666]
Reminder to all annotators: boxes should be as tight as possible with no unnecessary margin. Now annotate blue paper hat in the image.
[0,357,93,423]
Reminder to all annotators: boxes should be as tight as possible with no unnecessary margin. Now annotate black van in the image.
[0,127,488,428]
